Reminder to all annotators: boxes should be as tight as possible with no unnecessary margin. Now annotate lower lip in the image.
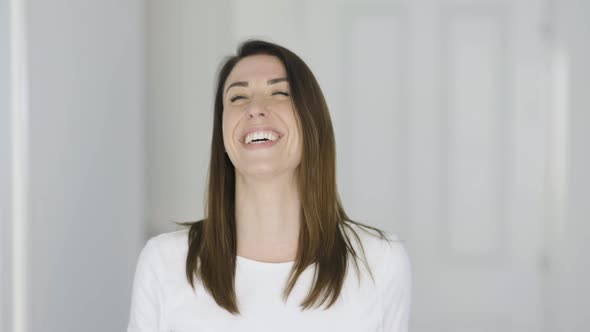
[241,137,281,150]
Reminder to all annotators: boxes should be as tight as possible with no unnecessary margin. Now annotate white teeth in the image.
[244,131,279,144]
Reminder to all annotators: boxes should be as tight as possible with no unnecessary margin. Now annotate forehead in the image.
[224,54,287,88]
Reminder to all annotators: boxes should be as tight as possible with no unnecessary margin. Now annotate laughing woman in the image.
[127,39,412,332]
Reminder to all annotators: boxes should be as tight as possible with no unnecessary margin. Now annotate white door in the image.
[232,0,551,330]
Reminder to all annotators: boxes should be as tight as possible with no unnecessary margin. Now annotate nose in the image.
[245,98,268,119]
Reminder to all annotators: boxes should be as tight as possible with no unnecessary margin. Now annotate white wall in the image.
[2,0,585,330]
[23,1,145,331]
[1,0,11,330]
[146,0,231,236]
[552,0,590,330]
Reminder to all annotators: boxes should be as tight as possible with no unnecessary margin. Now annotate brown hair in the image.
[178,39,391,315]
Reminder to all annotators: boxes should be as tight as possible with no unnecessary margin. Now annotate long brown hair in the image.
[179,39,391,315]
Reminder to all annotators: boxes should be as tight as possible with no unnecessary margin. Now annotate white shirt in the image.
[127,223,412,332]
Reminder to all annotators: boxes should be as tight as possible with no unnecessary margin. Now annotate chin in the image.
[244,168,282,178]
[239,165,297,179]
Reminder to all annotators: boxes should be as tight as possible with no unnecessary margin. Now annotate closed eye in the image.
[230,91,289,103]
[272,91,290,97]
[230,95,246,102]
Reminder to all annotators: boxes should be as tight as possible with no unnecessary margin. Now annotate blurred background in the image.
[1,0,589,331]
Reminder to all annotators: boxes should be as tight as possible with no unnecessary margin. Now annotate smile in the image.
[244,131,279,144]
[239,126,284,144]
[239,129,283,150]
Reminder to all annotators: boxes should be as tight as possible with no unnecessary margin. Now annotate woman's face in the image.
[222,54,302,179]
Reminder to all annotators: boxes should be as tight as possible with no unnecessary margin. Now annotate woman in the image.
[127,39,412,332]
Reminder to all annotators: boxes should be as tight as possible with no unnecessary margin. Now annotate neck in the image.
[234,170,300,261]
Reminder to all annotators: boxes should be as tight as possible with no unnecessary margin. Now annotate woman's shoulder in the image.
[147,228,190,249]
[342,221,405,254]
[147,228,190,257]
[343,223,412,328]
[341,221,411,280]
[138,228,190,277]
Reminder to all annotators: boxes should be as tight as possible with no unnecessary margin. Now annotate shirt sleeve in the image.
[380,235,413,332]
[127,238,164,332]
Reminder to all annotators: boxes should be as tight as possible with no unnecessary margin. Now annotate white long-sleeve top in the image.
[127,223,412,332]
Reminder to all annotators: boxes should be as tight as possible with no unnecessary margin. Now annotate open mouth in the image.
[244,131,279,144]
[240,128,283,145]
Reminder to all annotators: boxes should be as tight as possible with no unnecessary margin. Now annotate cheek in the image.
[288,112,303,144]
[287,115,303,157]
[221,111,235,142]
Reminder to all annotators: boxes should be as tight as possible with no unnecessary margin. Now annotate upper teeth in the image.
[244,131,279,144]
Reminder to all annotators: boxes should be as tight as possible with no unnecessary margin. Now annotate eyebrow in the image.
[225,77,288,94]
